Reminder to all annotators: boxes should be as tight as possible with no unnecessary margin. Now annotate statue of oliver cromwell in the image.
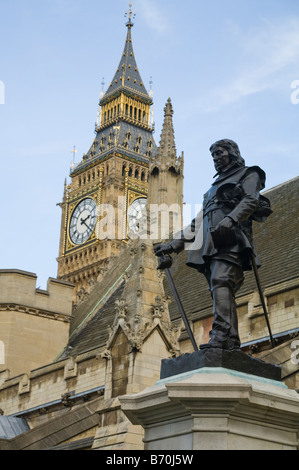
[155,139,272,351]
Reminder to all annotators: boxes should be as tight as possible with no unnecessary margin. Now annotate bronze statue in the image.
[154,139,272,350]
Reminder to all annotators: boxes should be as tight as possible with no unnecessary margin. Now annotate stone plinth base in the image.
[120,368,299,450]
[160,348,281,381]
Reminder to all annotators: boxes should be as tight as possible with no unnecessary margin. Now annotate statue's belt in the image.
[203,201,227,217]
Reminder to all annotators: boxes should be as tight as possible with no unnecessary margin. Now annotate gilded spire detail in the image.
[125,2,135,28]
[100,4,151,105]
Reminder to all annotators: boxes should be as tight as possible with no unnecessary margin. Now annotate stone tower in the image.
[147,98,184,240]
[57,7,157,300]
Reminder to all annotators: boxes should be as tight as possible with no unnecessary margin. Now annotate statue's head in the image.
[209,139,245,173]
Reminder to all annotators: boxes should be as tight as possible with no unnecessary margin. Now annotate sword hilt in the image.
[157,252,173,270]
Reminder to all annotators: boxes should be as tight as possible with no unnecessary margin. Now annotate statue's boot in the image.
[200,287,239,350]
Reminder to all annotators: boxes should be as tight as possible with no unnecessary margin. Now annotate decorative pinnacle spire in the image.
[158,98,176,158]
[125,1,135,28]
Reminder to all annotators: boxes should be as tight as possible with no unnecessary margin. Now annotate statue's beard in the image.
[214,160,238,177]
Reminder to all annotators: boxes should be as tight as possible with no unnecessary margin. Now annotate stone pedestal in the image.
[160,348,282,381]
[120,366,299,450]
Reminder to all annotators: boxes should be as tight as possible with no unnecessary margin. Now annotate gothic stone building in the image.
[0,12,299,451]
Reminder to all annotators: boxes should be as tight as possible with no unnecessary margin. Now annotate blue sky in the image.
[0,0,299,288]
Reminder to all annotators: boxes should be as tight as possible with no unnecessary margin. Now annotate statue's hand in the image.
[215,216,234,232]
[154,244,174,257]
[211,217,236,249]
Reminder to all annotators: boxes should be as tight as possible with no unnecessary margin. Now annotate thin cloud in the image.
[136,0,171,34]
[205,18,299,110]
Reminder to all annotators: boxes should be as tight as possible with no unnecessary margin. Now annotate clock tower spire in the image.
[57,6,157,301]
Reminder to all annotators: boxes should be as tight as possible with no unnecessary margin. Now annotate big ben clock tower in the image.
[57,5,157,300]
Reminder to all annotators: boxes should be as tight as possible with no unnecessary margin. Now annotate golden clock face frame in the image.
[127,197,147,234]
[69,197,97,245]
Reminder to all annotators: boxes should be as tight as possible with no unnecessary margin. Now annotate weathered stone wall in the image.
[0,270,73,376]
[0,349,106,421]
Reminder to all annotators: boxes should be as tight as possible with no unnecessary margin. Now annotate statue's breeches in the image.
[204,258,244,348]
[205,257,244,293]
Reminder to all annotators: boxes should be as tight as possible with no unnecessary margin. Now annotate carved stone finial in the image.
[164,98,174,117]
[115,298,129,320]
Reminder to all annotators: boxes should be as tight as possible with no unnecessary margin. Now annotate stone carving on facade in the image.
[150,296,180,356]
[64,356,78,380]
[151,295,167,321]
[104,293,179,355]
[61,392,73,408]
[87,277,96,293]
[114,298,129,321]
[101,349,112,360]
[105,298,151,352]
[18,374,30,395]
[96,265,108,282]
[76,286,89,304]
[126,313,152,352]
[124,270,132,282]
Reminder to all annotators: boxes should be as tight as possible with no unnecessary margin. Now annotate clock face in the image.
[128,197,147,234]
[69,198,97,245]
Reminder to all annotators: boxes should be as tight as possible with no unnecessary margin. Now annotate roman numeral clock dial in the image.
[128,197,147,234]
[69,198,97,245]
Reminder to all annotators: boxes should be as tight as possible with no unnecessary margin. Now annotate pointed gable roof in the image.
[101,21,152,105]
[58,238,179,360]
